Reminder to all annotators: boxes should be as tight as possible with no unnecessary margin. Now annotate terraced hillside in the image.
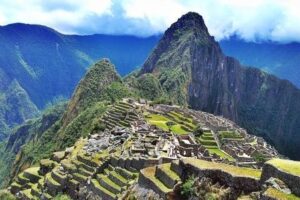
[6,99,299,200]
[138,161,181,198]
[101,101,139,129]
[144,110,197,135]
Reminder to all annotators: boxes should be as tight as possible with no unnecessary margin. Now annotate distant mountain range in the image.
[0,23,159,138]
[1,11,300,191]
[1,22,300,140]
[220,37,300,88]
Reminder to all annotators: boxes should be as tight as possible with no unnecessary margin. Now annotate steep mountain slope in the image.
[0,68,39,139]
[0,23,158,140]
[137,12,300,159]
[0,102,66,188]
[0,59,132,187]
[220,37,300,88]
[0,23,158,109]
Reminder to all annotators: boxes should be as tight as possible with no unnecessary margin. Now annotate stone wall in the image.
[138,168,170,199]
[109,156,174,171]
[155,166,178,188]
[179,159,261,193]
[261,163,300,196]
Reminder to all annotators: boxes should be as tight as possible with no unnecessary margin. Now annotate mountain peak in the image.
[174,12,207,30]
[140,12,219,74]
[164,12,210,40]
[62,58,121,125]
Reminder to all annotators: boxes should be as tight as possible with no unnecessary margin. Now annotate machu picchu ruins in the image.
[7,99,300,200]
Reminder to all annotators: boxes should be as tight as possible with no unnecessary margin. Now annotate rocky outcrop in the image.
[138,12,300,160]
[179,158,261,193]
[138,167,172,199]
[261,162,300,196]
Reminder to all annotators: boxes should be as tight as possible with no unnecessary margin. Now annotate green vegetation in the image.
[160,163,180,181]
[196,131,218,148]
[91,179,116,199]
[207,148,235,161]
[0,190,16,200]
[184,158,261,179]
[3,60,134,185]
[267,159,300,176]
[97,174,122,191]
[180,176,195,198]
[58,102,107,148]
[0,102,66,188]
[142,167,172,193]
[54,193,72,200]
[219,131,244,141]
[169,111,194,125]
[0,79,39,139]
[145,112,197,135]
[252,151,268,163]
[134,74,164,100]
[145,114,189,135]
[264,188,300,200]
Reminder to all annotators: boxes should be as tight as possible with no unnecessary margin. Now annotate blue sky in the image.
[0,0,300,42]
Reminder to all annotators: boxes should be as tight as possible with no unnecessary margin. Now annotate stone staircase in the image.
[90,163,138,200]
[40,150,107,199]
[10,167,46,200]
[138,160,182,199]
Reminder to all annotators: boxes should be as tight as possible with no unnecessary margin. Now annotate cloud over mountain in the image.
[0,0,300,42]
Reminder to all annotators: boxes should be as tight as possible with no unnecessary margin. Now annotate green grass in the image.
[31,183,40,193]
[17,173,30,183]
[219,131,244,141]
[45,173,60,186]
[22,189,33,199]
[142,167,172,193]
[145,114,169,131]
[198,139,217,146]
[160,163,180,181]
[168,111,196,129]
[170,124,189,135]
[264,188,300,200]
[110,171,127,184]
[54,193,72,200]
[183,158,261,179]
[24,167,40,176]
[267,159,300,176]
[91,179,116,199]
[97,174,121,191]
[145,114,189,135]
[196,131,218,148]
[207,148,235,161]
[0,190,16,200]
[73,173,87,182]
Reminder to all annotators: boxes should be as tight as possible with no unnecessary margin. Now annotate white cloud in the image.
[0,0,112,34]
[0,0,300,42]
[121,0,187,31]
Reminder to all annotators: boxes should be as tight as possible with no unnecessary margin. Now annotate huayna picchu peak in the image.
[1,10,300,200]
[135,12,300,160]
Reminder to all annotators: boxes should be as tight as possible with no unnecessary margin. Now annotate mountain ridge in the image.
[0,23,159,139]
[137,12,300,159]
[220,36,300,88]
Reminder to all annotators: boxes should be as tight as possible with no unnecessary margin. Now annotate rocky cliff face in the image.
[139,12,300,159]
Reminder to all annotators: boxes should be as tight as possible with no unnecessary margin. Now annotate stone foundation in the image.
[261,163,300,196]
